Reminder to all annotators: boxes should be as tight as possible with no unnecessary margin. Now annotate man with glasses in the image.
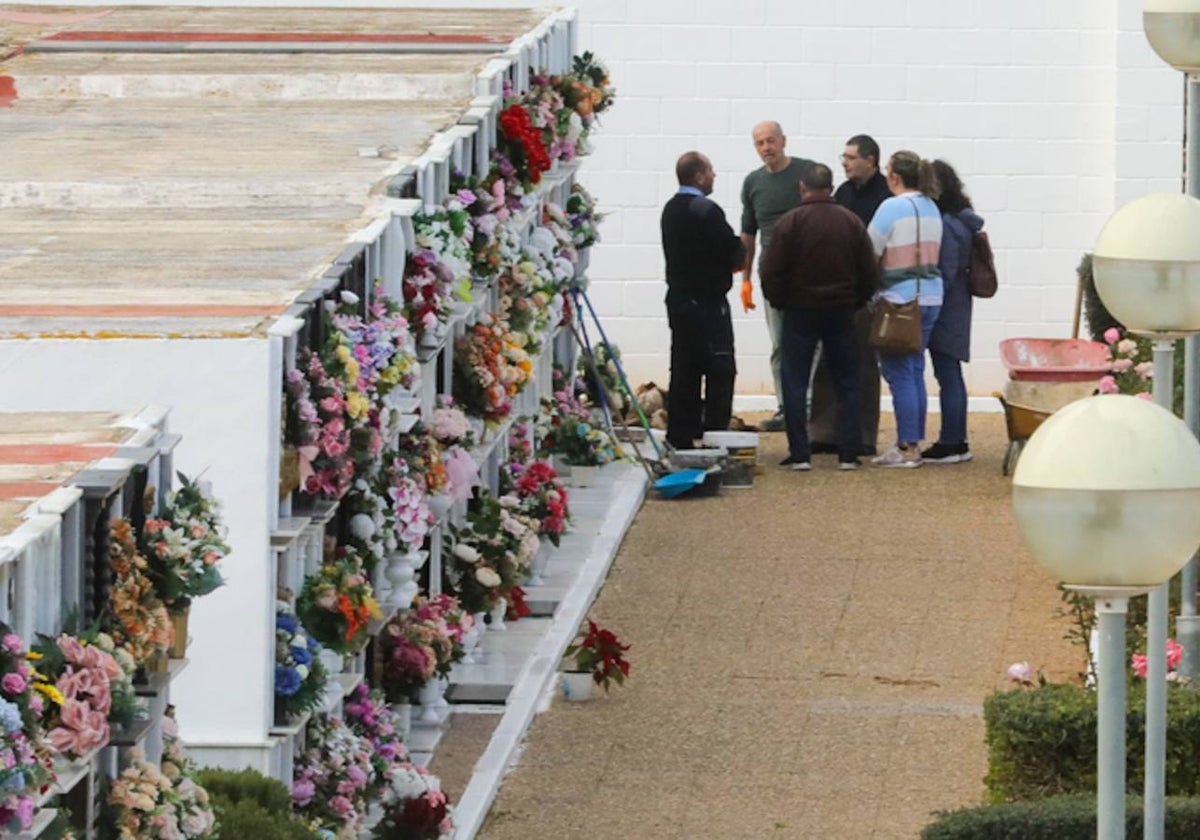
[809,134,891,456]
[738,121,814,432]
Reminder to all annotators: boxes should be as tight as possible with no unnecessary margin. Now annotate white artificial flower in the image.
[475,567,501,588]
[295,664,309,680]
[453,544,481,564]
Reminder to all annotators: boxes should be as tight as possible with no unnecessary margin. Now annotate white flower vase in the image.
[553,455,572,477]
[560,671,594,701]
[417,679,444,724]
[567,465,597,488]
[393,701,412,737]
[489,597,508,632]
[436,676,451,711]
[419,328,440,350]
[385,550,421,610]
[460,620,480,665]
[427,494,452,521]
[528,538,552,586]
[318,648,344,677]
[471,611,488,663]
[370,560,391,606]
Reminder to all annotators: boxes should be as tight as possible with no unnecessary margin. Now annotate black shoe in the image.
[761,413,786,432]
[810,442,838,454]
[920,442,971,464]
[838,459,859,472]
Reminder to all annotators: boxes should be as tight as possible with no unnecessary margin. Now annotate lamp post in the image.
[1012,395,1200,840]
[1092,191,1200,838]
[1143,0,1200,683]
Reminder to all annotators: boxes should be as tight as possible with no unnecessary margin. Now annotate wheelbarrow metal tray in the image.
[999,338,1110,382]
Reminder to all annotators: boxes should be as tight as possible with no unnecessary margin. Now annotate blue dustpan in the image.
[653,468,709,499]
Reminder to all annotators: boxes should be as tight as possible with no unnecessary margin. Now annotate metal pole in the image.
[1145,338,1176,840]
[1098,595,1130,840]
[1177,75,1200,681]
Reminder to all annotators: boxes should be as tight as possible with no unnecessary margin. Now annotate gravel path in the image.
[477,412,1082,840]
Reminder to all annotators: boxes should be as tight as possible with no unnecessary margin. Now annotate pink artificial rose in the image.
[1136,392,1153,401]
[330,795,353,817]
[1005,661,1037,685]
[79,644,106,671]
[1112,358,1133,373]
[97,650,124,682]
[56,635,86,665]
[1,635,23,655]
[1167,638,1185,670]
[1097,375,1119,394]
[1,673,26,696]
[80,709,109,753]
[1132,652,1149,679]
[1104,327,1121,344]
[90,680,112,716]
[292,778,315,807]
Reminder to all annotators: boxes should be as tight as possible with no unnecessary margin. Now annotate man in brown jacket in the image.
[760,163,879,471]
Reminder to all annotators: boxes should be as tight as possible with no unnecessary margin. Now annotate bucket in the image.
[669,447,727,470]
[702,431,758,488]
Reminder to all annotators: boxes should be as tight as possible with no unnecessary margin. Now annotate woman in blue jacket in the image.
[923,160,984,464]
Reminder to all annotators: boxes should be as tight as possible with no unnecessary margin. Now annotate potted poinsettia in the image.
[561,620,630,701]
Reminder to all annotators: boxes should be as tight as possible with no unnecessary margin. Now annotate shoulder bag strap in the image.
[907,196,922,300]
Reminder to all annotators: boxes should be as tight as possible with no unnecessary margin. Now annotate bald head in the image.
[676,151,715,195]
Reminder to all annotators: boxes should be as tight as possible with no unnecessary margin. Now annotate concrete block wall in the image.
[21,0,1188,400]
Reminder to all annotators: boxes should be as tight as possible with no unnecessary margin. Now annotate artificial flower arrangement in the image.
[452,316,517,425]
[274,603,328,723]
[494,100,553,189]
[30,629,139,760]
[343,683,407,800]
[295,549,381,656]
[343,477,392,579]
[158,715,219,839]
[141,472,230,612]
[0,628,53,834]
[292,714,375,837]
[1099,326,1154,398]
[394,426,449,501]
[402,248,457,344]
[536,386,617,467]
[506,419,535,465]
[444,495,539,615]
[377,604,458,703]
[564,182,605,250]
[413,203,475,298]
[431,398,480,505]
[286,350,355,499]
[578,342,630,418]
[499,459,570,547]
[447,170,524,282]
[414,594,473,659]
[106,743,217,840]
[379,452,434,555]
[370,765,455,840]
[564,620,631,693]
[109,519,174,669]
[562,51,616,123]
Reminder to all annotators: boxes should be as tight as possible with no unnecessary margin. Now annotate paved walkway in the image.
[476,413,1081,840]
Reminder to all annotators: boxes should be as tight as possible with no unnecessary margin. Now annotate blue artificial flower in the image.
[275,665,302,697]
[576,422,590,437]
[0,700,22,736]
[4,771,24,792]
[276,613,300,635]
[291,645,312,667]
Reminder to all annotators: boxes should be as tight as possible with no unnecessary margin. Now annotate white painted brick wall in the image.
[53,0,1182,401]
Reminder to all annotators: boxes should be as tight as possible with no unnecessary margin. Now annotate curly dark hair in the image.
[932,159,972,215]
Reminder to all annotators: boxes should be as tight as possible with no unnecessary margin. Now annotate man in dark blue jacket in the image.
[660,151,746,450]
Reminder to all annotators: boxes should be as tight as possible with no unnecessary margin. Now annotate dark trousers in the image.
[666,297,736,449]
[781,306,861,462]
[809,307,879,452]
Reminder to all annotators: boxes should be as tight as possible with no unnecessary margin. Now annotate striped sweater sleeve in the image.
[869,196,943,286]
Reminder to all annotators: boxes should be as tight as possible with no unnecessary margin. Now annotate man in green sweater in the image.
[740,121,814,431]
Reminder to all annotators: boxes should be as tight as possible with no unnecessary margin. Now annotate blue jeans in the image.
[930,348,967,445]
[781,306,860,461]
[878,305,940,445]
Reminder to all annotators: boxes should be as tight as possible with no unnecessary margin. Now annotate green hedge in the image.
[211,798,319,840]
[195,767,293,814]
[985,684,1200,803]
[922,794,1200,839]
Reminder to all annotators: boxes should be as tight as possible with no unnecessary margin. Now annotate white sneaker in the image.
[871,445,922,468]
[792,461,812,472]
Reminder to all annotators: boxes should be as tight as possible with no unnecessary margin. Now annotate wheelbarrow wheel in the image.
[1003,439,1024,477]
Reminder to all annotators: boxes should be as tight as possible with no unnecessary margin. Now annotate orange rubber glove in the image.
[740,280,756,312]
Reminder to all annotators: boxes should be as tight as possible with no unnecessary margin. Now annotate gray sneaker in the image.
[761,412,786,432]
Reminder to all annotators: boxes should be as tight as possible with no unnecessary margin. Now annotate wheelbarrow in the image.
[994,380,1101,475]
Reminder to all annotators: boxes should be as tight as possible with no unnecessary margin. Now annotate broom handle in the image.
[574,288,665,459]
[1072,269,1084,340]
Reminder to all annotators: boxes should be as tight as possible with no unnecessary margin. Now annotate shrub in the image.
[211,798,320,840]
[194,768,293,815]
[985,684,1200,803]
[922,794,1200,839]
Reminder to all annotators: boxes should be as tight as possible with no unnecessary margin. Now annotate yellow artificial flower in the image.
[25,651,42,661]
[345,359,361,383]
[35,682,65,706]
[366,596,383,621]
[335,345,352,363]
[346,391,369,420]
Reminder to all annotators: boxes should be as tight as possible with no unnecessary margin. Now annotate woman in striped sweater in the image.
[867,151,943,469]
